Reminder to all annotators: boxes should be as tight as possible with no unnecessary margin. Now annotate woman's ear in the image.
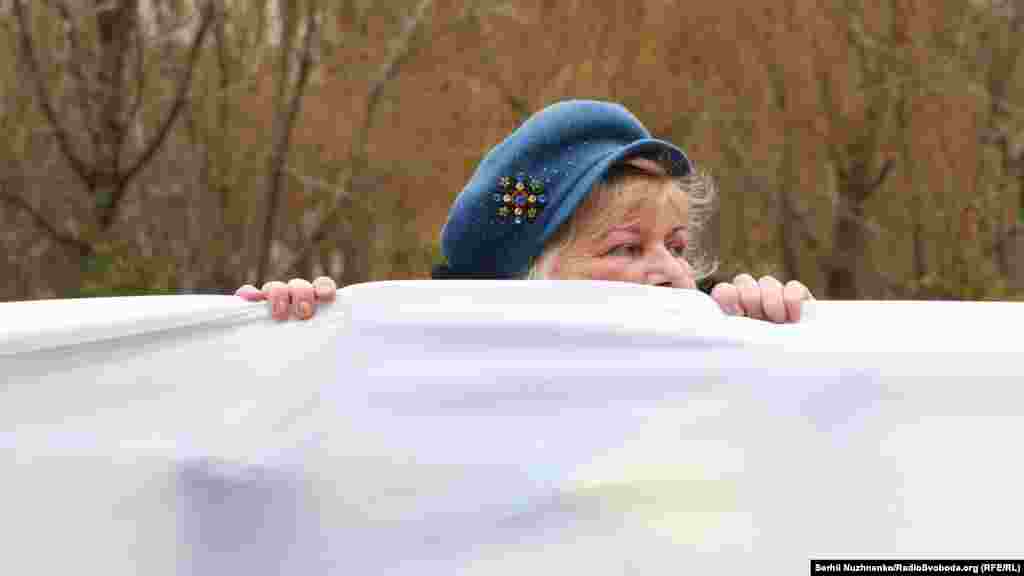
[548,254,562,277]
[534,250,563,279]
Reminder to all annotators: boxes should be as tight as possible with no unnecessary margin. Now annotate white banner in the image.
[2,281,1022,574]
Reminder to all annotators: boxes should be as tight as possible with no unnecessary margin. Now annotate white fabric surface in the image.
[1,280,1022,574]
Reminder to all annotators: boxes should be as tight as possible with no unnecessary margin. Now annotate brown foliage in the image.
[1,0,1023,301]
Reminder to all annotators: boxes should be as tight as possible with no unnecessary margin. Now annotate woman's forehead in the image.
[583,202,689,240]
[610,205,687,228]
[602,179,688,217]
[565,173,689,241]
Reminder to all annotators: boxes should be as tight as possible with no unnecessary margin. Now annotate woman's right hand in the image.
[235,276,337,321]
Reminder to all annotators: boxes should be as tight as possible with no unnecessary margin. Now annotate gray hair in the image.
[523,157,719,281]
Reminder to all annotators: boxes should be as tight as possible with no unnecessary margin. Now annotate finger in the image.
[262,281,290,321]
[732,273,764,320]
[235,284,266,301]
[784,280,812,322]
[710,282,743,316]
[288,278,316,320]
[758,275,786,323]
[312,276,337,302]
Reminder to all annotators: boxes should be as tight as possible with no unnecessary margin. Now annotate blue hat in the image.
[436,100,692,279]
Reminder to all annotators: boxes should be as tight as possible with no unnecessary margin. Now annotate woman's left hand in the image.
[235,276,338,321]
[710,274,814,323]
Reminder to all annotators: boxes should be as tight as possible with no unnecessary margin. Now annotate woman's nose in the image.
[645,245,695,289]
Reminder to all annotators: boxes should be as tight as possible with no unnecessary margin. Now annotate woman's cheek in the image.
[678,261,697,289]
[568,260,598,281]
[587,260,628,282]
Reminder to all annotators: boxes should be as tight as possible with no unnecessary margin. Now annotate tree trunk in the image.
[777,187,801,282]
[1007,223,1024,292]
[95,0,136,230]
[777,139,800,282]
[912,214,926,285]
[827,163,870,299]
[827,205,866,299]
[338,224,371,287]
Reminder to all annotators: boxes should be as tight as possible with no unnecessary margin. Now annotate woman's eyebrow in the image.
[597,223,687,241]
[599,220,643,238]
[666,225,688,238]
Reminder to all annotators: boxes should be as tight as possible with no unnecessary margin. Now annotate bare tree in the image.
[9,0,216,258]
[818,3,897,299]
[979,0,1024,290]
[4,0,1020,301]
[256,0,320,282]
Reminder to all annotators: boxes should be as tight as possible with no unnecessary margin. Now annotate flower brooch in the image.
[492,175,547,224]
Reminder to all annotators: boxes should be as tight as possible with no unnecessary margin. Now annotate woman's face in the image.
[547,179,697,289]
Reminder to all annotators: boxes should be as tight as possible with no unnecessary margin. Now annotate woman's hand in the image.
[235,276,338,321]
[710,274,813,323]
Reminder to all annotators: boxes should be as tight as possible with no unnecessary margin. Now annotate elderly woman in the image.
[237,100,812,322]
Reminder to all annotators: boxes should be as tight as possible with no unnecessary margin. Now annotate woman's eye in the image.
[605,244,687,258]
[606,244,641,258]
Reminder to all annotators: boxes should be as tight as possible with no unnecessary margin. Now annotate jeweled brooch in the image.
[493,174,546,224]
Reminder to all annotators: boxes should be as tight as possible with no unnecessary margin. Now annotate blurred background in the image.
[1,0,1023,301]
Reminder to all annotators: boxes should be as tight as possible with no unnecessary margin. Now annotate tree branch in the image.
[789,205,823,252]
[12,0,98,188]
[986,223,1024,258]
[257,0,320,281]
[101,0,136,180]
[0,181,92,255]
[99,0,216,229]
[865,265,915,298]
[865,157,894,199]
[280,0,435,279]
[118,1,216,185]
[367,0,434,111]
[54,0,103,161]
[127,7,148,130]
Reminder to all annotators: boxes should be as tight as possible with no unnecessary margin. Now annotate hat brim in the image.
[538,138,691,245]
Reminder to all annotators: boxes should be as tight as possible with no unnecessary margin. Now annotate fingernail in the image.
[299,301,312,319]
